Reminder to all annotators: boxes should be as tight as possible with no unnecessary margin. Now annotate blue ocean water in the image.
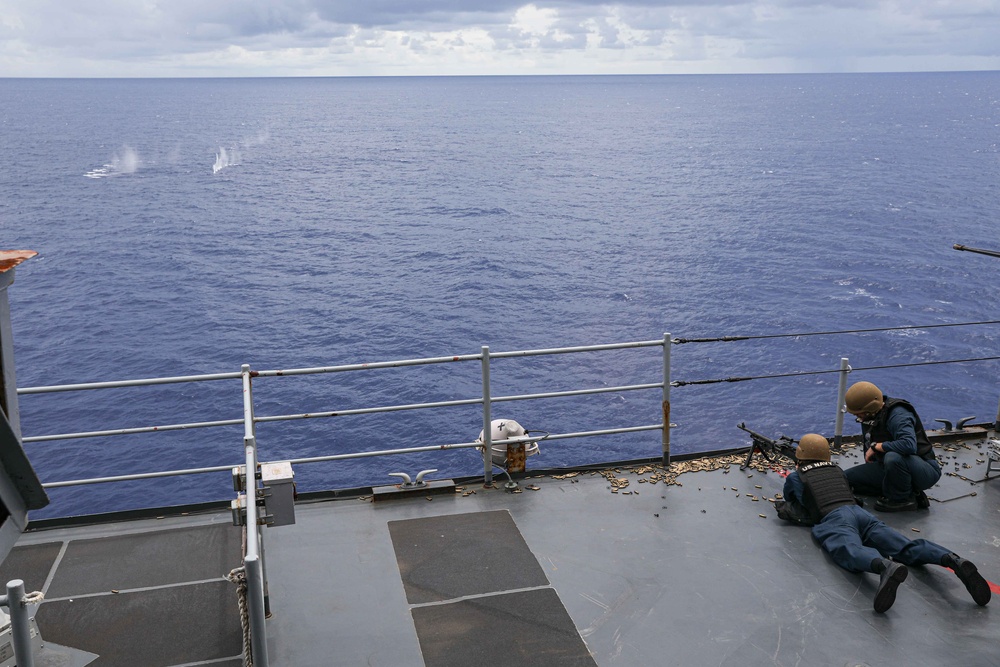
[2,73,999,518]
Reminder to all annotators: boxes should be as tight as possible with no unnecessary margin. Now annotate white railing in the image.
[20,335,675,489]
[240,363,268,667]
[18,323,1000,492]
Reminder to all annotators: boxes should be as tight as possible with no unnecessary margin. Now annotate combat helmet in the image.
[796,433,830,462]
[845,381,884,416]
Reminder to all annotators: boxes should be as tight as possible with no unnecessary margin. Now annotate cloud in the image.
[1,0,999,76]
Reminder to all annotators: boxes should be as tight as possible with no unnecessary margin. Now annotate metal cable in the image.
[672,355,1000,387]
[673,320,1000,344]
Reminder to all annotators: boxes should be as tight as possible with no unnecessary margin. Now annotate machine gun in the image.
[737,422,798,470]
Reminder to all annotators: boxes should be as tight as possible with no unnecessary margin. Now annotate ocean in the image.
[2,73,999,518]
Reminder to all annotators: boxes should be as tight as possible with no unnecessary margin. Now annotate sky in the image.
[1,0,999,77]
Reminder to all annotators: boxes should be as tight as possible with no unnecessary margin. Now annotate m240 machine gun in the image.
[737,422,798,470]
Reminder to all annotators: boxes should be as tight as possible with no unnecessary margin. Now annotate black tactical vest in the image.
[800,462,858,521]
[867,396,934,459]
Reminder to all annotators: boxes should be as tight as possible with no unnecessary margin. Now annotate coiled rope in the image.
[228,524,253,667]
[227,566,252,667]
[22,591,44,605]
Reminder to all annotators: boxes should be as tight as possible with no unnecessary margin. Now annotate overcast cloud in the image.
[1,0,999,76]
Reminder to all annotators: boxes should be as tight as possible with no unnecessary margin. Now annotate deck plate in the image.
[413,588,597,667]
[46,523,240,597]
[37,580,242,667]
[0,541,61,592]
[389,509,549,604]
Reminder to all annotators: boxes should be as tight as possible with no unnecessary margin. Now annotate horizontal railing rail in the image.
[16,322,1000,492]
[17,371,245,394]
[19,336,674,489]
[21,383,664,442]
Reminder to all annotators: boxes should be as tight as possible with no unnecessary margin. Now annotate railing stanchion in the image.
[481,346,493,486]
[245,554,269,667]
[1,580,35,667]
[241,364,269,665]
[834,357,850,450]
[662,332,671,467]
[242,364,268,608]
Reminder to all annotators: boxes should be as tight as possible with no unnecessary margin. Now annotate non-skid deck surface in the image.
[0,541,61,592]
[6,522,243,667]
[389,510,549,603]
[390,510,596,666]
[412,588,598,667]
[37,580,240,666]
[45,523,241,597]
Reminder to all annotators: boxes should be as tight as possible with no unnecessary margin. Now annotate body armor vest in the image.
[800,462,857,521]
[867,396,933,459]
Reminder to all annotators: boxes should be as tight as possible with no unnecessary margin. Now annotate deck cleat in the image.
[374,469,455,501]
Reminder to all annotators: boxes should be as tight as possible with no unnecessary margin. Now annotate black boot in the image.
[943,554,991,606]
[915,490,930,509]
[874,495,918,512]
[873,559,908,613]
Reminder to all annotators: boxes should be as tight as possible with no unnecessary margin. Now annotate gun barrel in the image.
[737,422,773,442]
[738,423,797,469]
[954,243,1000,259]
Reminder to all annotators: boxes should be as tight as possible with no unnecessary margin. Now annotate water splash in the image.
[115,145,140,174]
[84,145,141,179]
[211,130,269,174]
[213,131,269,174]
[212,147,241,174]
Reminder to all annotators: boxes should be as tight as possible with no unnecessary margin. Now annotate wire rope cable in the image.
[673,320,1000,344]
[672,355,1000,387]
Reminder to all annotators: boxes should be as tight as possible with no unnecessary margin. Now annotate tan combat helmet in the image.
[796,433,831,462]
[845,381,884,416]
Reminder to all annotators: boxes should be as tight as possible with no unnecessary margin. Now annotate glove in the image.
[774,499,816,526]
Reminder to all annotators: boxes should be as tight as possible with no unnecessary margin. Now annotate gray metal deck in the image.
[6,437,1000,666]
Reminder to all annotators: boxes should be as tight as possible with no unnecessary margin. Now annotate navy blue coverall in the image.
[843,399,941,502]
[783,468,949,572]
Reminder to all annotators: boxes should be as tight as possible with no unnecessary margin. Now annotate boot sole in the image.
[956,561,992,606]
[874,564,908,613]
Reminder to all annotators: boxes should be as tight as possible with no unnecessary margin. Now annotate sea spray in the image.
[213,130,268,173]
[85,144,141,178]
[113,145,140,174]
[213,146,242,173]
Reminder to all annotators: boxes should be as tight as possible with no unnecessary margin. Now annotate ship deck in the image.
[6,432,1000,667]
